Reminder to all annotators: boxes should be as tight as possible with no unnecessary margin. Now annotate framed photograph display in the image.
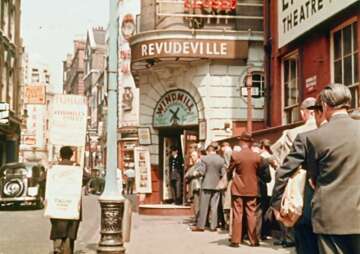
[134,147,152,193]
[199,120,207,141]
[138,127,152,145]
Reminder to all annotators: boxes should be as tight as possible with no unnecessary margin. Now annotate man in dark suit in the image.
[191,142,225,232]
[272,83,360,254]
[169,146,183,205]
[228,132,270,247]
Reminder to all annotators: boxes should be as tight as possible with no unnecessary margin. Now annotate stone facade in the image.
[138,55,264,166]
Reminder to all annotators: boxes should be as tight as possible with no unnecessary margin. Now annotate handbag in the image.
[279,168,307,227]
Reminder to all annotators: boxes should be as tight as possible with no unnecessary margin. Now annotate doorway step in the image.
[139,204,192,216]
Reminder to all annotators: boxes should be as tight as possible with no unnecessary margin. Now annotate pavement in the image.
[0,195,295,254]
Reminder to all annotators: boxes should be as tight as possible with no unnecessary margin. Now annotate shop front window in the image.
[282,53,299,125]
[332,20,359,108]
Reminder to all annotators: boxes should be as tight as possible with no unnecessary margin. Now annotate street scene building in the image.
[131,0,265,204]
[266,0,360,127]
[1,1,360,254]
[63,39,86,96]
[0,0,22,167]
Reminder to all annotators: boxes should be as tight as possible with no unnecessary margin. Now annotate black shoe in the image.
[273,240,284,246]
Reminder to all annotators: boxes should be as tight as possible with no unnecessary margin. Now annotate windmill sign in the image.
[153,90,199,128]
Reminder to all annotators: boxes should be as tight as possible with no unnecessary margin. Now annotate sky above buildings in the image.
[22,0,109,92]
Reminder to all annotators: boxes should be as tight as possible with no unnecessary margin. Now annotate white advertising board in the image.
[278,0,358,48]
[49,95,87,147]
[134,147,152,193]
[44,165,83,220]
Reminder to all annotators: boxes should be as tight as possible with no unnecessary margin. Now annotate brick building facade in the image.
[63,39,86,95]
[265,0,360,128]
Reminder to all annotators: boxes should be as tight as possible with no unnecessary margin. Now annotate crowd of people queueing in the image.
[185,83,360,254]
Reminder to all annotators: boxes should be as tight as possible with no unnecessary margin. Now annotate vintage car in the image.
[0,162,46,208]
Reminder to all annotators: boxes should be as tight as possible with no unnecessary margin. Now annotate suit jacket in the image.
[201,153,225,190]
[271,130,315,227]
[272,114,360,234]
[271,117,317,165]
[169,155,183,180]
[228,148,270,197]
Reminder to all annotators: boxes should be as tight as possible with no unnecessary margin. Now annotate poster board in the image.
[134,147,152,193]
[24,85,46,104]
[44,165,83,220]
[49,95,87,147]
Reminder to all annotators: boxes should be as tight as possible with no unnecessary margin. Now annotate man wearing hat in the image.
[272,97,326,254]
[270,97,318,247]
[272,84,360,254]
[228,132,270,247]
[191,142,225,232]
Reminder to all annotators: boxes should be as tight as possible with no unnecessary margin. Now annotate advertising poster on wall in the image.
[44,165,83,220]
[25,104,46,148]
[117,0,140,128]
[24,84,46,104]
[134,147,152,193]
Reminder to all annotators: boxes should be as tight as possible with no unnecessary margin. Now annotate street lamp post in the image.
[246,69,253,133]
[97,0,125,253]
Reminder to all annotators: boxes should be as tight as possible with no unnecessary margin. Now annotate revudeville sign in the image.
[131,39,248,61]
[153,90,199,128]
[278,0,358,48]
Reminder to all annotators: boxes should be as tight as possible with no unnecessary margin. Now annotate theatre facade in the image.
[265,0,360,127]
[130,0,265,204]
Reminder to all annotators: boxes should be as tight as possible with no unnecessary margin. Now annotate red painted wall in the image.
[266,1,360,128]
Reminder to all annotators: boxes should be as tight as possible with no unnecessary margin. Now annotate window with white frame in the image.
[252,72,265,98]
[332,20,359,108]
[282,53,300,125]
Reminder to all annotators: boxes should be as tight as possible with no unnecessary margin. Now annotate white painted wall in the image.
[138,43,265,165]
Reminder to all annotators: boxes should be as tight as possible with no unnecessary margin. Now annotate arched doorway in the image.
[153,89,200,203]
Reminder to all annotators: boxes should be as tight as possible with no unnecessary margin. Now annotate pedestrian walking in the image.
[49,146,84,254]
[272,83,360,254]
[191,142,225,232]
[184,150,205,224]
[169,146,183,205]
[124,168,135,194]
[228,132,270,247]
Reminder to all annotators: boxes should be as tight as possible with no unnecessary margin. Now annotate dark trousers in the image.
[126,178,135,194]
[256,195,271,240]
[197,189,220,230]
[170,179,182,204]
[231,196,258,245]
[318,234,360,254]
[294,223,318,254]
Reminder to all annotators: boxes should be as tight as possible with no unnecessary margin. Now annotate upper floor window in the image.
[282,52,299,125]
[332,20,359,108]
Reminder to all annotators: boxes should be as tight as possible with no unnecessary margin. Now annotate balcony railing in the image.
[138,0,263,32]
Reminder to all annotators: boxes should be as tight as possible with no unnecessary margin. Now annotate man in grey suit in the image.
[272,83,360,254]
[191,142,225,232]
[271,97,317,248]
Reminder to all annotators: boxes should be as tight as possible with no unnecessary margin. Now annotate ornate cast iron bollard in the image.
[98,200,125,254]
